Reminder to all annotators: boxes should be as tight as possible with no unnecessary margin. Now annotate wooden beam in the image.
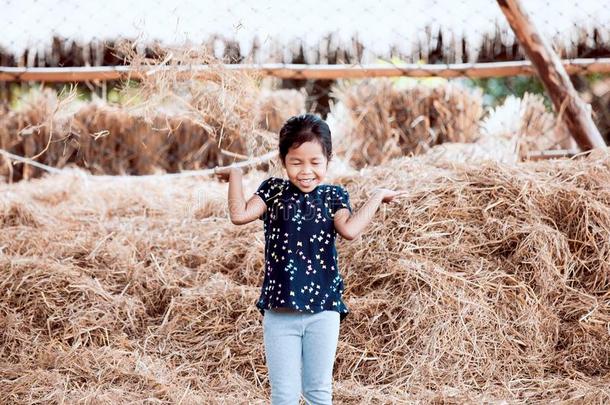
[1,59,610,82]
[497,0,605,150]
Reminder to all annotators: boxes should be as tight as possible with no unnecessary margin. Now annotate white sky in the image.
[1,0,609,63]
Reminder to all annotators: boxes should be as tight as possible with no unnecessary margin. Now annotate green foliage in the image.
[465,73,610,111]
[465,75,550,109]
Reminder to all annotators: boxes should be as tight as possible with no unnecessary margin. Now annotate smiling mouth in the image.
[298,178,315,187]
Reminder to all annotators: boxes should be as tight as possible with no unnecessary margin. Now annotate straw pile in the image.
[418,92,577,165]
[0,64,305,182]
[332,151,610,401]
[329,79,485,168]
[1,148,609,403]
[477,93,576,160]
[329,79,577,167]
[256,89,306,134]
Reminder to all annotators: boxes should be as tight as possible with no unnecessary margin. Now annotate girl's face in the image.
[283,140,329,192]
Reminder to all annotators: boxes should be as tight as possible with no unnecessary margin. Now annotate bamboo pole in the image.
[0,148,279,181]
[1,59,610,82]
[497,0,605,150]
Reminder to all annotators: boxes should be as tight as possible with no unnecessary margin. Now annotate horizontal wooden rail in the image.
[1,59,609,82]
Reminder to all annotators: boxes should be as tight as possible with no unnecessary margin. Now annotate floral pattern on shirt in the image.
[254,177,352,323]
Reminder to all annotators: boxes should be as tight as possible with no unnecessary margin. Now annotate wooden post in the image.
[497,0,605,150]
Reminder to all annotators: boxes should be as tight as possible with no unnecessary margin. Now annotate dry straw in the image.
[329,78,485,168]
[329,79,576,168]
[1,41,607,404]
[1,149,609,403]
[0,46,305,182]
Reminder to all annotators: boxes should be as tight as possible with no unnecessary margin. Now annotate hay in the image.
[1,151,609,402]
[0,201,41,227]
[329,79,485,168]
[329,80,580,168]
[0,89,301,181]
[479,93,576,160]
[1,257,147,349]
[417,141,519,164]
[331,152,610,395]
[255,89,307,134]
[0,47,306,182]
[118,44,264,149]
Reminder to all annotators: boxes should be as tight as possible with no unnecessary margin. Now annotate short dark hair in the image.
[279,114,332,165]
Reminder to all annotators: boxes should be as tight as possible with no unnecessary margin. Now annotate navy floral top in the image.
[254,177,352,323]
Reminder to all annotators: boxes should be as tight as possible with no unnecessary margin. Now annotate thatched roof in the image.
[1,0,609,67]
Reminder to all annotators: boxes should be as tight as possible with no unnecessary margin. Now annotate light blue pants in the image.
[263,308,340,405]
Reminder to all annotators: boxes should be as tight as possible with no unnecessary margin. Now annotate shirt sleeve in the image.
[254,177,282,220]
[330,185,352,216]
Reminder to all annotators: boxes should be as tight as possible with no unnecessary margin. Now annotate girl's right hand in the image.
[214,166,241,183]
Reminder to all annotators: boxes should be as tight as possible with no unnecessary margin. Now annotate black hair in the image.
[279,113,332,165]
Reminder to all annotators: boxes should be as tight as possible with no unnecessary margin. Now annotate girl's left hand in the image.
[373,188,409,203]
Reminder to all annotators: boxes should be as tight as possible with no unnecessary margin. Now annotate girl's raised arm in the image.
[216,167,267,225]
[334,188,407,240]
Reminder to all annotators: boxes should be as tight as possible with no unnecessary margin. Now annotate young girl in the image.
[217,114,405,404]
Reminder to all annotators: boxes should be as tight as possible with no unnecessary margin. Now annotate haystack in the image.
[0,53,306,182]
[331,151,610,399]
[255,89,306,134]
[1,150,609,402]
[329,79,580,167]
[328,79,485,168]
[419,92,579,165]
[478,93,576,160]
